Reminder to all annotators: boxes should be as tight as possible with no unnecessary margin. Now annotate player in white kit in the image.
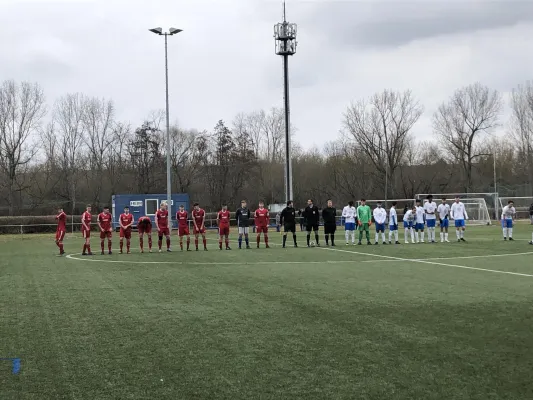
[450,196,469,242]
[342,201,357,245]
[437,198,451,242]
[373,201,387,245]
[501,200,516,241]
[388,202,400,244]
[414,199,425,243]
[403,206,416,244]
[424,195,438,243]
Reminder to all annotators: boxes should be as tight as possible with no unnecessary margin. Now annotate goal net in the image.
[459,198,492,225]
[499,197,533,220]
[416,192,498,221]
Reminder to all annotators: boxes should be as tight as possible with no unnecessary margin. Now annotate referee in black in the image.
[322,199,337,246]
[303,199,320,247]
[280,200,298,248]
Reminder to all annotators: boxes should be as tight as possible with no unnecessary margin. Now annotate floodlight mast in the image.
[149,27,182,222]
[274,2,297,203]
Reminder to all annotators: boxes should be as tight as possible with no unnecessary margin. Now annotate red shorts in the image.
[193,226,206,235]
[82,229,91,239]
[219,226,230,236]
[158,227,170,236]
[55,230,65,242]
[100,230,112,240]
[256,225,268,234]
[178,226,190,236]
[120,228,132,239]
[138,225,152,235]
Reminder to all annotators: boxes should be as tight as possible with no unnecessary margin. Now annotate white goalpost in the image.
[499,196,533,220]
[416,193,495,225]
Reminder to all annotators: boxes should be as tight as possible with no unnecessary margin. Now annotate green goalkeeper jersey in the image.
[357,205,372,224]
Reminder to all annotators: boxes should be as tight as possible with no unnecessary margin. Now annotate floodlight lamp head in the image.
[149,27,163,35]
[169,27,183,35]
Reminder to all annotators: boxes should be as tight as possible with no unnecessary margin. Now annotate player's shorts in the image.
[55,230,65,242]
[158,227,170,236]
[345,222,356,231]
[389,224,398,232]
[256,225,268,234]
[403,221,412,229]
[238,226,249,234]
[426,219,436,228]
[502,219,513,229]
[415,223,425,231]
[324,222,336,234]
[440,219,449,228]
[193,226,206,235]
[178,226,190,236]
[100,230,112,240]
[306,223,319,232]
[219,226,230,236]
[375,223,385,232]
[138,224,152,234]
[284,223,296,233]
[82,229,91,239]
[358,223,369,231]
[454,219,465,228]
[120,228,132,239]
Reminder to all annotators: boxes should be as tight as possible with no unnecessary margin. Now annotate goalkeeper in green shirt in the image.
[357,198,372,245]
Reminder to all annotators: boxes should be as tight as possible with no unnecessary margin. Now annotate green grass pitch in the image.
[1,224,533,399]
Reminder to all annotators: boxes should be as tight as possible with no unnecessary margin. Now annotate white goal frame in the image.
[416,192,499,220]
[499,196,533,220]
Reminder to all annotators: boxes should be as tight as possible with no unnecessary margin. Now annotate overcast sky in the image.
[1,0,532,149]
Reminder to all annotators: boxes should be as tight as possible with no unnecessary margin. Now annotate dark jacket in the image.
[280,207,296,225]
[235,207,251,227]
[322,207,337,225]
[303,205,320,225]
[529,204,533,216]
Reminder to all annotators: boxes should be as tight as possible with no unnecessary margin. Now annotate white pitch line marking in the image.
[319,247,533,278]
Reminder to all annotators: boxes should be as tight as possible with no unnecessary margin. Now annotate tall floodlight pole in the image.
[149,27,182,220]
[274,3,297,202]
[493,151,498,220]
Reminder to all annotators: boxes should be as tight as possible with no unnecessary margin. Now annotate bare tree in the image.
[343,89,423,198]
[83,97,115,205]
[169,126,205,193]
[53,93,87,218]
[509,82,533,191]
[0,80,46,215]
[433,82,502,192]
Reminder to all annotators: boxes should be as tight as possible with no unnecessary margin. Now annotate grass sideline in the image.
[1,224,533,399]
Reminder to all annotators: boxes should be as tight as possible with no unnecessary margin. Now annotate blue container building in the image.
[111,193,190,230]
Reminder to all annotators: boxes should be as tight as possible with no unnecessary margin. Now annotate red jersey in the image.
[82,211,92,229]
[177,210,188,227]
[217,210,230,227]
[98,212,112,231]
[56,211,67,231]
[138,216,152,226]
[155,209,169,228]
[192,209,205,227]
[254,208,269,227]
[120,213,133,229]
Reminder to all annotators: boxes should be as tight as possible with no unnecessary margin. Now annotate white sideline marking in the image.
[319,247,533,278]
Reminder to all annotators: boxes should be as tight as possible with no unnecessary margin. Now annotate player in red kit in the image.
[138,216,153,253]
[176,204,191,251]
[119,206,134,254]
[81,204,93,255]
[155,202,171,252]
[55,207,67,255]
[254,201,270,248]
[97,206,113,255]
[217,204,231,250]
[192,203,208,251]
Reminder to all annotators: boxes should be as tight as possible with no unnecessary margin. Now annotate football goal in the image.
[499,197,533,220]
[416,192,497,222]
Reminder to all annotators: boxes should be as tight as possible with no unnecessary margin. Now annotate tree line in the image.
[0,79,532,216]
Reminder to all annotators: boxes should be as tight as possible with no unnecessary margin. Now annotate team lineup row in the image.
[52,196,526,256]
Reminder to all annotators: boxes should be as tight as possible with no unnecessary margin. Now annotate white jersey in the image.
[373,207,387,224]
[415,206,425,224]
[501,205,516,220]
[389,207,398,226]
[424,201,437,220]
[437,203,450,220]
[451,202,468,220]
[342,206,357,223]
[404,209,415,223]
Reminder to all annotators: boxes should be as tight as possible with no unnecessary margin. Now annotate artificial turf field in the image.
[1,224,533,400]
